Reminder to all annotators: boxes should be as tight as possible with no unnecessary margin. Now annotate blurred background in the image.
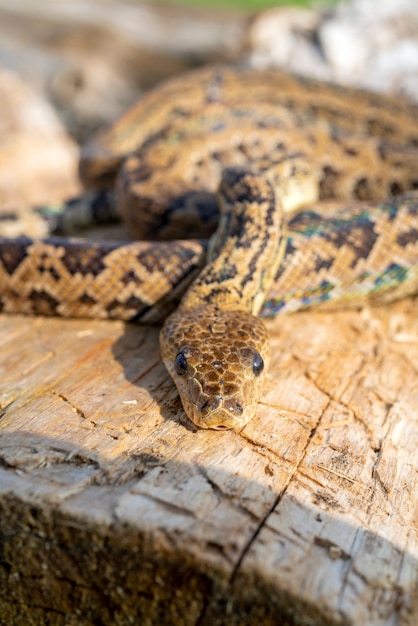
[0,0,417,211]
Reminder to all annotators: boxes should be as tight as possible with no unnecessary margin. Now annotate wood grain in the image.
[0,298,417,625]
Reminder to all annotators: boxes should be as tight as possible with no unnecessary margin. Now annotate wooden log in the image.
[0,298,417,625]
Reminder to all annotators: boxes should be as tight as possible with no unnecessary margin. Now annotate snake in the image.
[0,65,418,430]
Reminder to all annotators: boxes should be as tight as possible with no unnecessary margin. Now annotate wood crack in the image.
[51,391,89,421]
[229,395,329,584]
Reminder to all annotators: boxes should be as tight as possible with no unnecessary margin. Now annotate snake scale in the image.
[1,65,418,429]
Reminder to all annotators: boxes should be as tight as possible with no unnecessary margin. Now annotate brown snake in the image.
[1,65,418,429]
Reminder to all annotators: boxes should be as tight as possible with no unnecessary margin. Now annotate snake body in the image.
[1,66,418,429]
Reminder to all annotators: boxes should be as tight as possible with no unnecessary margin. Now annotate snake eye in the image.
[175,351,188,376]
[252,352,264,376]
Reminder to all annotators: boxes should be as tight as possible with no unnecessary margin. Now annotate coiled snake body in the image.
[1,66,418,429]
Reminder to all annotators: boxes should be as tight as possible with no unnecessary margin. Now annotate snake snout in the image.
[191,389,253,430]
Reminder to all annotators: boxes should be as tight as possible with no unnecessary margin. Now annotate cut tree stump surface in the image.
[0,299,417,626]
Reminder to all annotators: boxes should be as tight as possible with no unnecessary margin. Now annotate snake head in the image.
[160,306,270,430]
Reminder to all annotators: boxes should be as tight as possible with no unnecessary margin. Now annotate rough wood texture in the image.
[0,298,417,626]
